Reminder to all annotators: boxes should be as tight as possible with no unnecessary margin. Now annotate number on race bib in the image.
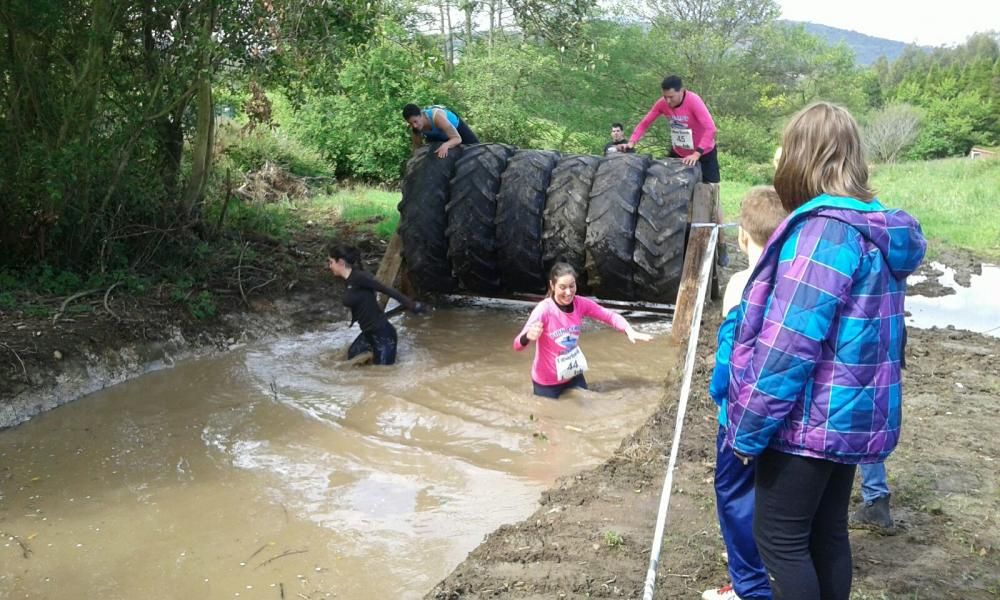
[670,127,694,150]
[555,346,589,381]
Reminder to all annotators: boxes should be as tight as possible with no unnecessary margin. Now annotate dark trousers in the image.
[670,147,720,183]
[715,427,771,599]
[753,449,857,600]
[347,321,398,365]
[424,119,479,145]
[532,374,587,398]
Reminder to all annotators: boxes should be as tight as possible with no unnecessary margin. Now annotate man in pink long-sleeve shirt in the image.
[621,75,720,184]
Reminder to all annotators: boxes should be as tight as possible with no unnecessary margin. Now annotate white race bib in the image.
[670,126,694,150]
[555,346,588,381]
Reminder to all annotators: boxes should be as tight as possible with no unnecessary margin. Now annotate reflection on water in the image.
[907,262,1000,337]
[0,307,673,599]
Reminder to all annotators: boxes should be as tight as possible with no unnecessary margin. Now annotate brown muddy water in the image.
[0,306,674,599]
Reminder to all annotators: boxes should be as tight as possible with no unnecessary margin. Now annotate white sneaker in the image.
[701,584,742,600]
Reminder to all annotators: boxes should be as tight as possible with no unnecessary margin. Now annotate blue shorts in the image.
[532,374,588,399]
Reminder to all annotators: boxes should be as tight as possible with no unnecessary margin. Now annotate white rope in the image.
[642,225,719,600]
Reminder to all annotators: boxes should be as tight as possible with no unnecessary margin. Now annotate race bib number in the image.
[555,346,588,381]
[670,126,694,150]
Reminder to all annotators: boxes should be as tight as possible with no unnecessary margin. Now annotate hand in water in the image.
[525,321,544,341]
[625,327,653,344]
[412,302,430,315]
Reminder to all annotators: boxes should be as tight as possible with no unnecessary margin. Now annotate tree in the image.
[862,104,921,163]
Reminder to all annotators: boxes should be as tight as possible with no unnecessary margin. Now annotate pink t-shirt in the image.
[629,90,717,157]
[512,296,628,386]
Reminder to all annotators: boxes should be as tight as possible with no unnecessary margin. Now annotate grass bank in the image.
[721,157,1000,260]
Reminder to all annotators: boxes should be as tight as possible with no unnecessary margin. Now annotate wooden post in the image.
[375,231,405,310]
[672,183,719,346]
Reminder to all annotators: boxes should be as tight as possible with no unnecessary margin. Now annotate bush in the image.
[715,115,779,164]
[719,154,774,185]
[862,104,921,163]
[284,35,447,182]
[217,120,334,178]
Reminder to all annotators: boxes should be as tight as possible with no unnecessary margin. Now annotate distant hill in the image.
[782,21,932,65]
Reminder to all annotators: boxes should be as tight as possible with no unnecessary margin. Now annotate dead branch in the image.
[237,242,249,307]
[246,542,270,563]
[0,343,29,382]
[103,281,122,321]
[246,276,277,297]
[0,530,32,559]
[254,549,307,570]
[53,289,101,324]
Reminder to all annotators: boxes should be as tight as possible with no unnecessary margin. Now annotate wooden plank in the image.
[672,183,718,346]
[374,232,405,310]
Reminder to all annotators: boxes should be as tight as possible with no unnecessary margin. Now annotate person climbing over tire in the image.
[512,262,653,399]
[621,75,729,266]
[327,244,427,366]
[620,75,719,184]
[403,103,479,159]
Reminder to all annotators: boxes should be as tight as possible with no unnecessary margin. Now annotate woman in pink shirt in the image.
[622,75,720,184]
[513,263,653,398]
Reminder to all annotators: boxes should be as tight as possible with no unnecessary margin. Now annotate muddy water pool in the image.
[0,307,673,599]
[907,262,1000,337]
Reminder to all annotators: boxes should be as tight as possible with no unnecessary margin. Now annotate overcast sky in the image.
[777,0,999,47]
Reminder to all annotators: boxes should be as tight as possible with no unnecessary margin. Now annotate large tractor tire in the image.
[633,160,701,303]
[542,154,599,287]
[495,150,561,293]
[397,143,463,293]
[446,143,516,293]
[584,153,649,300]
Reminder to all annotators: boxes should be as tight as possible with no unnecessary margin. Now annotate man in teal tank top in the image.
[402,104,480,158]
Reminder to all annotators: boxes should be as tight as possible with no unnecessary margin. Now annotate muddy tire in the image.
[633,160,701,303]
[585,153,649,300]
[397,143,462,293]
[495,150,561,293]
[446,143,516,293]
[542,154,599,286]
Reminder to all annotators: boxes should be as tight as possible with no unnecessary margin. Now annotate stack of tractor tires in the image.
[398,142,700,303]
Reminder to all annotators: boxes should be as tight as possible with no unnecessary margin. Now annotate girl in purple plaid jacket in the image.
[724,103,926,600]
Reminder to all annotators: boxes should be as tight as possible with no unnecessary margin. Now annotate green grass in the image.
[720,158,1000,259]
[307,187,400,239]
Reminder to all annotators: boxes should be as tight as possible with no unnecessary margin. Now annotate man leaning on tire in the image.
[619,75,719,184]
[403,104,480,159]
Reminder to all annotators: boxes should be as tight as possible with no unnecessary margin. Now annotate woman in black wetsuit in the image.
[327,244,426,365]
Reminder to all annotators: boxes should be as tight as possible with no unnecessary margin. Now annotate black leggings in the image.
[347,321,398,365]
[753,449,857,600]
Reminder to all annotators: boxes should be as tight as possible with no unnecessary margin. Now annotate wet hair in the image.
[611,122,623,130]
[739,186,788,247]
[402,104,422,120]
[661,75,683,91]
[327,243,362,267]
[773,102,875,212]
[546,262,578,298]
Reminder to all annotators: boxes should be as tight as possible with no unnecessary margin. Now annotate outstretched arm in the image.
[352,270,417,311]
[627,99,665,148]
[579,297,652,343]
[433,109,462,158]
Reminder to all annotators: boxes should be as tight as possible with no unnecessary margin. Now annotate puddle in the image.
[906,262,1000,337]
[0,306,674,599]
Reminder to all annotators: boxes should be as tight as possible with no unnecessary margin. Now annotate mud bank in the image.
[0,286,344,430]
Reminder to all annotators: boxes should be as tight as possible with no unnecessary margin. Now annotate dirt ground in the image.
[3,232,998,599]
[426,244,1000,600]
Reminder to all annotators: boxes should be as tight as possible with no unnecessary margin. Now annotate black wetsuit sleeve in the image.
[351,270,414,309]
